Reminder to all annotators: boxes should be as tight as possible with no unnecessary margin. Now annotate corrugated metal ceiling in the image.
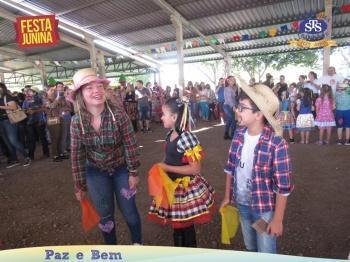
[0,0,349,80]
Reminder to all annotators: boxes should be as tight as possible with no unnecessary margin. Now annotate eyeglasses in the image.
[236,104,257,112]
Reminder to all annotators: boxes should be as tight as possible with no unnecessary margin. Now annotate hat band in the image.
[76,74,100,88]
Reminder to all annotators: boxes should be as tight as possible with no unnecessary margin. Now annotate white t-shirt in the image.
[304,79,321,94]
[321,74,344,95]
[235,131,261,205]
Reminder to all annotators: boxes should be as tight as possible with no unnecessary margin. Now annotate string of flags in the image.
[144,4,350,55]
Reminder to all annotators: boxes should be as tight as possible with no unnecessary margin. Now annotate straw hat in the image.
[71,68,110,100]
[29,86,40,93]
[237,77,282,137]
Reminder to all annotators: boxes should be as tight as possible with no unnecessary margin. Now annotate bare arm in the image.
[0,101,17,111]
[159,161,200,176]
[267,194,288,237]
[220,173,233,209]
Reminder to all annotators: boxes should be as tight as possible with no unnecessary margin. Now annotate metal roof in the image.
[0,0,349,87]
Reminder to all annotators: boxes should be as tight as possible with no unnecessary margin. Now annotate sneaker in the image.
[315,140,323,145]
[337,140,343,145]
[345,140,350,146]
[6,161,20,169]
[23,157,31,167]
[146,128,152,133]
[59,154,69,160]
[289,138,295,144]
[53,156,63,162]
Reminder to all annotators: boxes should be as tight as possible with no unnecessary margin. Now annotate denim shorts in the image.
[138,106,150,121]
[335,110,350,128]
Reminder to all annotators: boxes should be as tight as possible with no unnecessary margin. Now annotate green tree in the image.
[232,50,320,82]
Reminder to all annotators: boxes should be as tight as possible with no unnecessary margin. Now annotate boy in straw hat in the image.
[220,79,293,253]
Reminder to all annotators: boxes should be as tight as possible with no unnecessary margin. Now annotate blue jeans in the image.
[198,101,209,120]
[0,120,27,161]
[86,164,142,245]
[237,204,276,253]
[223,104,236,137]
[190,101,198,121]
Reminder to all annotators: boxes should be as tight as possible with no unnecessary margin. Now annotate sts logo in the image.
[299,19,328,41]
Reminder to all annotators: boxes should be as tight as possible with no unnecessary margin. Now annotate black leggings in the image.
[173,225,197,247]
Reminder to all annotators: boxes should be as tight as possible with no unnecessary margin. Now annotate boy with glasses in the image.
[220,80,293,253]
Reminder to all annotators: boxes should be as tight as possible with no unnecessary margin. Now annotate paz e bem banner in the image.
[15,15,59,48]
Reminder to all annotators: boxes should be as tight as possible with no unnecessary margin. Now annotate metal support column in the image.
[323,0,332,74]
[96,50,106,77]
[38,60,47,87]
[224,55,232,77]
[171,14,185,90]
[85,35,98,70]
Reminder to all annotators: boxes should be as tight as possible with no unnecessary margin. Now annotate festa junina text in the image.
[15,15,59,47]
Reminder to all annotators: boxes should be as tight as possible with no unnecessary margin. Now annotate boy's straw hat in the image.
[29,86,40,93]
[71,68,110,100]
[238,77,282,136]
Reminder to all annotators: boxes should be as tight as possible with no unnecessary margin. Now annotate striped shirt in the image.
[71,105,140,193]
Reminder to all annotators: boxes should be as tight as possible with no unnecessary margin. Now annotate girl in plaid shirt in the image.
[221,81,293,254]
[71,68,142,245]
[148,97,215,247]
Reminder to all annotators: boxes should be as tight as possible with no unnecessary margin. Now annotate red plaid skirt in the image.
[148,175,215,229]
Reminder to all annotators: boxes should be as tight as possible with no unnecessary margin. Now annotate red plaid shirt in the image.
[71,106,140,193]
[224,126,293,213]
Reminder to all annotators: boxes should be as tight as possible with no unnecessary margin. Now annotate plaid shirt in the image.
[224,126,293,213]
[71,106,140,193]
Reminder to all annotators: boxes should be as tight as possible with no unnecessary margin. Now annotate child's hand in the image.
[219,196,231,210]
[267,219,283,237]
[75,190,87,201]
[128,175,139,189]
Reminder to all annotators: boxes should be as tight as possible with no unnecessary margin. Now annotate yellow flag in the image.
[220,206,240,244]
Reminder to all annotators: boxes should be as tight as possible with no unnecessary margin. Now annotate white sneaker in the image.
[23,157,32,167]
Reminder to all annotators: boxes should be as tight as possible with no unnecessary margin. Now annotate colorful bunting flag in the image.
[232,35,241,41]
[242,34,250,41]
[185,41,192,48]
[258,31,268,38]
[268,28,278,37]
[217,38,225,44]
[291,21,299,30]
[340,4,350,13]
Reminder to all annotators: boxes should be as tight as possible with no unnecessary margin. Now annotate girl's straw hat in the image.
[238,77,282,136]
[72,68,110,100]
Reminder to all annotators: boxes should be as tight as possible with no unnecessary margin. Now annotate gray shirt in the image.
[224,86,237,108]
[136,87,150,108]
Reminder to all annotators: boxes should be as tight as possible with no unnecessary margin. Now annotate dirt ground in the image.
[0,121,349,259]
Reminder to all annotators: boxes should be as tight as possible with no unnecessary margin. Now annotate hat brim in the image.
[238,78,282,137]
[71,77,110,100]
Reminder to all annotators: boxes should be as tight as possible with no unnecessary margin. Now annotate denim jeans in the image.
[26,123,49,159]
[86,164,142,245]
[237,204,276,253]
[190,101,198,121]
[198,101,209,120]
[61,116,71,153]
[223,104,236,137]
[0,120,27,161]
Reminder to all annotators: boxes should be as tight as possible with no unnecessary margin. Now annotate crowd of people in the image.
[0,65,349,170]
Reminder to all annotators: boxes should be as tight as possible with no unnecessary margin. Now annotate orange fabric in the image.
[148,163,176,209]
[80,199,100,232]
